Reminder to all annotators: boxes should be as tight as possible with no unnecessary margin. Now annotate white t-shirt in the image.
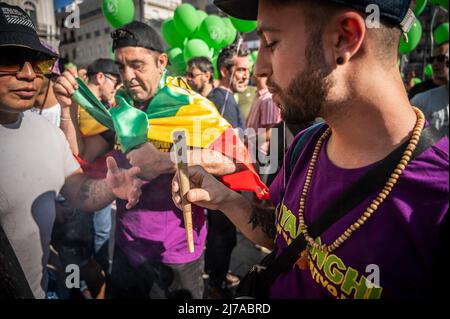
[0,112,79,298]
[26,103,61,127]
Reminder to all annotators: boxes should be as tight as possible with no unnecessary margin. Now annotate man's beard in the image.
[268,34,334,124]
[191,81,205,95]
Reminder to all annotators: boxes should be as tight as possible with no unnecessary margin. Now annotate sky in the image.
[54,0,73,11]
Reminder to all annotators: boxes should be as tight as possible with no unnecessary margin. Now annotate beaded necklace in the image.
[295,107,425,270]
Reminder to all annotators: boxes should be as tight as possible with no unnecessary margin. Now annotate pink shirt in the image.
[246,89,281,130]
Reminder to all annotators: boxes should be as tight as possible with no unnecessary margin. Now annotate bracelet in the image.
[60,117,72,121]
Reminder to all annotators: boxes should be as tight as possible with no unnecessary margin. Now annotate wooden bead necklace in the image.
[295,107,425,270]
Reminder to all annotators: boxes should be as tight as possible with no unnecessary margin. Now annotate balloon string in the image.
[430,7,438,50]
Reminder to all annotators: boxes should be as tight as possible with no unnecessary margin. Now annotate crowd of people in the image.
[0,0,448,300]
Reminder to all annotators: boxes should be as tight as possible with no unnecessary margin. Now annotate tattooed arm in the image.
[61,173,114,212]
[61,157,142,212]
[248,201,277,242]
[172,165,276,249]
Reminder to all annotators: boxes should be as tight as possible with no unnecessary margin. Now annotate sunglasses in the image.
[104,74,122,87]
[0,46,56,76]
[185,72,205,79]
[228,44,251,56]
[427,54,448,64]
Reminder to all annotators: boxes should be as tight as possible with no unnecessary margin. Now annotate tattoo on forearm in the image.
[248,202,276,240]
[78,178,94,203]
[77,178,112,210]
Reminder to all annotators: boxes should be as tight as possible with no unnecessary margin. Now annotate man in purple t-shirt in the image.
[172,0,449,299]
[56,21,246,298]
[106,22,242,299]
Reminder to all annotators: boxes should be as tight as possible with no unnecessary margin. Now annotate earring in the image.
[336,57,344,65]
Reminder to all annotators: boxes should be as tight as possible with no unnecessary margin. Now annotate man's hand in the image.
[172,165,276,249]
[53,67,79,109]
[127,142,175,181]
[171,165,237,211]
[106,156,143,209]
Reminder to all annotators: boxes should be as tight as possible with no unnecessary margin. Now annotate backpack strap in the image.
[288,123,325,177]
[0,223,34,299]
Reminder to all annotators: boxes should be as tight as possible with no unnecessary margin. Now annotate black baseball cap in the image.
[87,58,120,77]
[214,0,415,33]
[0,2,57,58]
[111,20,165,53]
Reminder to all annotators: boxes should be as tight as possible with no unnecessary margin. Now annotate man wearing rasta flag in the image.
[172,0,449,299]
[54,21,268,298]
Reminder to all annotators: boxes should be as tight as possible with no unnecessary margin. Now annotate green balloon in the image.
[173,3,199,38]
[414,0,428,15]
[167,47,186,76]
[229,16,257,33]
[197,10,208,23]
[64,62,77,71]
[197,15,226,49]
[221,17,237,47]
[412,77,422,86]
[183,39,211,62]
[399,19,422,54]
[250,51,258,63]
[439,0,449,10]
[434,23,449,45]
[212,54,219,79]
[429,0,441,4]
[102,0,134,29]
[161,18,185,48]
[424,64,433,77]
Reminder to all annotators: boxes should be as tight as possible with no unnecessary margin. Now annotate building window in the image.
[73,48,77,60]
[86,33,91,39]
[95,30,101,37]
[23,1,37,26]
[77,35,83,41]
[104,27,111,34]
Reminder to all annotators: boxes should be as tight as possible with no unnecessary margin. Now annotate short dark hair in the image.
[217,44,250,79]
[187,57,215,85]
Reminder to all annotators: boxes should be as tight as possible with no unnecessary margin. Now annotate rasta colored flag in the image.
[74,107,112,179]
[73,73,269,200]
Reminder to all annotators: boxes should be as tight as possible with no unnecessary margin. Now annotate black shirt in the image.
[207,87,246,130]
[408,79,439,100]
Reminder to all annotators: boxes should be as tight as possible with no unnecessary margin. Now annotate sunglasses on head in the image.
[427,54,448,64]
[104,73,122,87]
[0,46,56,77]
[228,44,251,56]
[185,71,205,79]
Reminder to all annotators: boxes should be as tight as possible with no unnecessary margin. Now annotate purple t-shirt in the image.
[269,124,449,299]
[112,150,207,267]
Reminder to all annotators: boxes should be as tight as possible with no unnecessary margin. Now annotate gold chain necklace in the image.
[294,107,425,270]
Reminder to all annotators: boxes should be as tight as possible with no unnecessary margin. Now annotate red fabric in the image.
[209,127,270,200]
[74,152,112,179]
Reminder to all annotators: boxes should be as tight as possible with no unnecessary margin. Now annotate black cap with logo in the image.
[214,0,415,33]
[111,20,165,53]
[0,2,57,58]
